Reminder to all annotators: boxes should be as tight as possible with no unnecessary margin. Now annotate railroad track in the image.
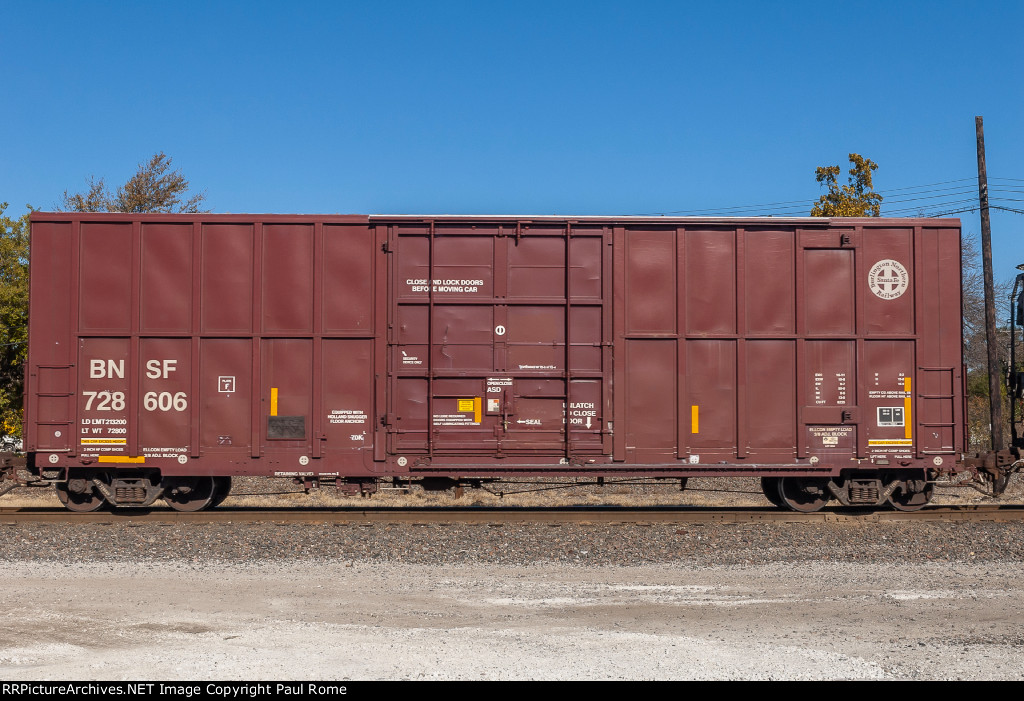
[2,505,1024,525]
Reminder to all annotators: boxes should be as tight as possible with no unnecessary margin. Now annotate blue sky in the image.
[2,1,1022,274]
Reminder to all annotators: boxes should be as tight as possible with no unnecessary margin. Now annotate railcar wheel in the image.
[211,476,232,508]
[760,477,785,508]
[777,477,829,513]
[887,481,934,512]
[163,476,216,512]
[55,478,106,512]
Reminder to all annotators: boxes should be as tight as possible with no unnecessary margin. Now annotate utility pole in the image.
[976,116,1004,450]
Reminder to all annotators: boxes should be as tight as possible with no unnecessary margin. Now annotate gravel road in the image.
[3,515,1024,680]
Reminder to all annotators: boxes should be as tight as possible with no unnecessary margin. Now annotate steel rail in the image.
[2,505,1024,525]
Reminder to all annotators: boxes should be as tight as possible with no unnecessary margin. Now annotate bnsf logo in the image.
[90,359,178,379]
[85,359,188,412]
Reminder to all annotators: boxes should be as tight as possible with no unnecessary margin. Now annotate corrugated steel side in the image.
[25,213,963,478]
[606,221,963,471]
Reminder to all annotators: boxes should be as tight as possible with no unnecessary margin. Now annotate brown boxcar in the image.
[23,213,965,511]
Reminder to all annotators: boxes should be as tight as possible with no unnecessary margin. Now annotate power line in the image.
[883,197,980,214]
[878,177,977,192]
[881,189,978,204]
[633,175,1024,217]
[927,207,979,217]
[880,182,977,196]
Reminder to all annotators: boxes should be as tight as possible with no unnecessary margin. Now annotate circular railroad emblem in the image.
[868,259,909,300]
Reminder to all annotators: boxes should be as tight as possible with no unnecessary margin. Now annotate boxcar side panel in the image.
[25,214,963,480]
[26,221,75,453]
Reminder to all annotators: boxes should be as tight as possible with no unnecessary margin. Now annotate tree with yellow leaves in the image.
[811,153,882,217]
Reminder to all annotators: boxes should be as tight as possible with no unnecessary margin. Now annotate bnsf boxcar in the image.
[23,213,966,512]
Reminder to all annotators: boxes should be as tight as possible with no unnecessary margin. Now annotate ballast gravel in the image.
[4,520,1024,566]
[3,518,1024,680]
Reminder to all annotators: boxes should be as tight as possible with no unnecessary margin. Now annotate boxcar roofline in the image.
[29,212,961,227]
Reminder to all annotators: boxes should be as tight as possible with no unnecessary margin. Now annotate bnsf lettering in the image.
[145,359,178,379]
[90,359,124,379]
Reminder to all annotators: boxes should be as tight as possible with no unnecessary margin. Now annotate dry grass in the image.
[219,476,759,509]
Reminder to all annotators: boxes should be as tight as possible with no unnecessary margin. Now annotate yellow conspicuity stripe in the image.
[474,397,482,424]
[691,405,699,434]
[904,377,912,440]
[98,456,145,464]
[270,387,279,416]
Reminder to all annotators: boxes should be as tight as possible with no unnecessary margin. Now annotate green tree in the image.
[810,153,883,217]
[0,203,31,438]
[61,152,208,213]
